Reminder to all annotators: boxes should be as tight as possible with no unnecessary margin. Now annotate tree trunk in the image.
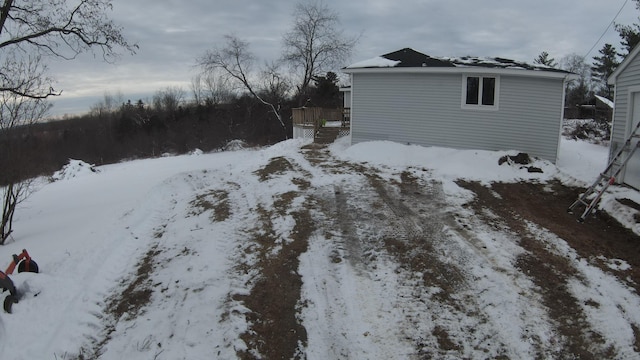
[1,182,16,245]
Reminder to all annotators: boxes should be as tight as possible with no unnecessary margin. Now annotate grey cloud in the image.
[49,0,638,115]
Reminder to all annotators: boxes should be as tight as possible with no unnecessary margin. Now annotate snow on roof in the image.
[595,95,614,109]
[346,48,570,74]
[445,56,541,71]
[346,56,401,69]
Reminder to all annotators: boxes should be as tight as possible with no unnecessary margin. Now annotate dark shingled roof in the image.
[364,48,571,74]
[381,48,455,68]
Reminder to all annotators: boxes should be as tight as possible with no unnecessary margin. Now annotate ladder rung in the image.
[571,121,639,221]
[577,198,590,206]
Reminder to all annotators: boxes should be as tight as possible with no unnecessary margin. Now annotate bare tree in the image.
[191,74,204,106]
[260,61,291,106]
[560,54,593,109]
[0,56,51,244]
[0,0,136,99]
[0,0,135,243]
[153,86,185,115]
[197,35,287,136]
[203,72,234,106]
[282,0,357,101]
[191,71,234,106]
[90,90,124,118]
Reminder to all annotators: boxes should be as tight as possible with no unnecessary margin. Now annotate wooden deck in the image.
[292,107,350,143]
[292,107,350,128]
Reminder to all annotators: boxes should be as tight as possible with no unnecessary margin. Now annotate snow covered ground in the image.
[0,135,638,359]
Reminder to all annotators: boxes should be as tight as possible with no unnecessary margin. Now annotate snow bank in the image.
[2,133,637,359]
[51,159,99,181]
[332,138,557,184]
[556,138,608,185]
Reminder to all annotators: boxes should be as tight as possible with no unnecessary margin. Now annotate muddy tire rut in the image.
[459,180,640,358]
[301,146,515,357]
[93,143,640,359]
[299,145,640,358]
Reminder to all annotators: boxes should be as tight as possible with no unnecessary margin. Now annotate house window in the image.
[463,75,499,109]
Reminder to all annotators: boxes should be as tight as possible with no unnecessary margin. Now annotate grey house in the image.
[342,48,574,163]
[608,44,640,189]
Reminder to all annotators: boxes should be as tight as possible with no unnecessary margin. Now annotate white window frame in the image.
[461,74,500,111]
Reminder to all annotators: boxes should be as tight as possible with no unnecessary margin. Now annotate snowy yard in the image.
[1,134,640,359]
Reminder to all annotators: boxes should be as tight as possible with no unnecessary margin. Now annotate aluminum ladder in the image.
[568,120,640,222]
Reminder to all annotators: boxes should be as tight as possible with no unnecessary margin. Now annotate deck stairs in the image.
[314,126,341,144]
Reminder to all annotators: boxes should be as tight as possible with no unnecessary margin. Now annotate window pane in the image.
[482,77,495,106]
[466,77,479,105]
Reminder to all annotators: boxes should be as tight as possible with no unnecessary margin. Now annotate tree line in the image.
[0,0,352,244]
[2,0,640,244]
[0,0,136,244]
[0,69,345,188]
[534,0,640,109]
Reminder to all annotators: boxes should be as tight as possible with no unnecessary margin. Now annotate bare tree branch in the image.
[0,0,14,33]
[0,0,137,60]
[198,35,288,137]
[282,0,357,100]
[0,0,135,243]
[0,0,136,101]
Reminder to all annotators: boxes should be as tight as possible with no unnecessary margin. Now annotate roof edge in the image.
[343,66,576,80]
[609,43,640,85]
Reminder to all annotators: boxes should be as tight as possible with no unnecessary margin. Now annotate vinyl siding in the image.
[610,51,640,184]
[610,54,640,147]
[350,72,564,162]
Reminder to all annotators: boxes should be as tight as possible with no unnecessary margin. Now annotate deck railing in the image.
[292,107,351,141]
[292,107,345,125]
[292,107,351,129]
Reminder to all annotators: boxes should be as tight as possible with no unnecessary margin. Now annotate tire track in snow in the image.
[383,173,565,358]
[38,175,186,358]
[222,155,315,359]
[298,145,565,359]
[298,147,419,358]
[78,169,248,359]
[459,180,636,358]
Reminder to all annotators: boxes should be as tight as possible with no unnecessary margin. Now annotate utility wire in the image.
[582,0,630,60]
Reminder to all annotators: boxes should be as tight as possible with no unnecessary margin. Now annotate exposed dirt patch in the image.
[301,145,369,175]
[617,198,640,212]
[234,157,315,359]
[273,191,300,216]
[254,156,295,182]
[292,177,311,190]
[459,180,639,358]
[617,198,640,222]
[80,245,162,359]
[433,325,462,352]
[374,172,466,303]
[236,202,313,359]
[107,245,160,320]
[302,146,513,357]
[460,181,640,292]
[190,189,231,222]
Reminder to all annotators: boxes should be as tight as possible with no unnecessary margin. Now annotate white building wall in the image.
[350,72,564,162]
[609,51,640,186]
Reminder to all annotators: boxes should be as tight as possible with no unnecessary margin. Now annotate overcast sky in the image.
[48,0,638,116]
